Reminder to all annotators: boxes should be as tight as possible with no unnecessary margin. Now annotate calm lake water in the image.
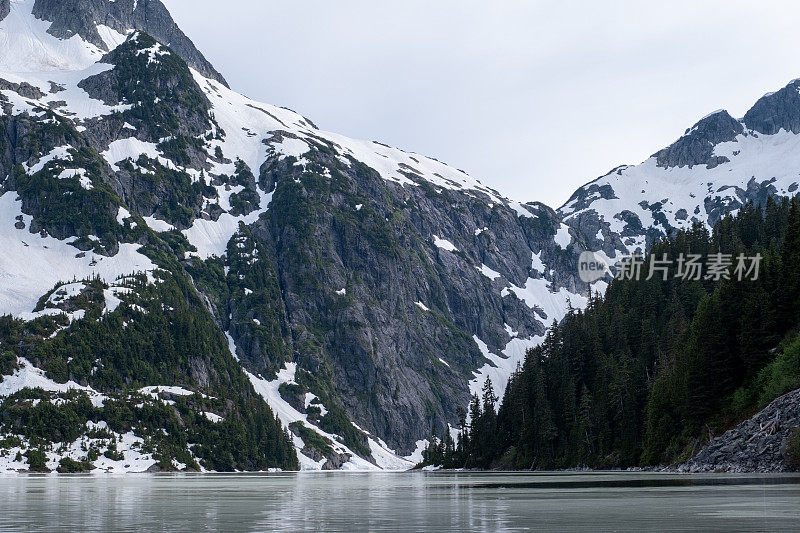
[0,472,798,532]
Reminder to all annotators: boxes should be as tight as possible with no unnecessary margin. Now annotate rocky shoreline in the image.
[676,388,800,473]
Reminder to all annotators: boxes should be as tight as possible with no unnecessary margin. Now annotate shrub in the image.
[25,448,49,472]
[279,382,305,398]
[758,339,800,407]
[104,444,125,461]
[0,351,17,378]
[0,435,22,449]
[289,421,333,456]
[57,457,93,473]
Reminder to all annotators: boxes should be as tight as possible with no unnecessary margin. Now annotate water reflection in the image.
[0,472,798,532]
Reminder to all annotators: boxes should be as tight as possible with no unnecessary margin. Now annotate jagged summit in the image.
[653,109,743,169]
[0,0,226,84]
[560,76,800,255]
[743,78,800,135]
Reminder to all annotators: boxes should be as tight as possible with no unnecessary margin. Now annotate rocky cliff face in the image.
[234,145,581,451]
[29,0,227,85]
[679,388,800,473]
[743,78,800,135]
[0,0,598,467]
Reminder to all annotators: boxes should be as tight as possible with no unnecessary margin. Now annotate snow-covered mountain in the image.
[0,0,598,471]
[560,80,800,256]
[1,0,798,473]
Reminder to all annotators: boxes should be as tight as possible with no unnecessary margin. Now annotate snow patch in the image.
[415,301,430,312]
[244,362,411,471]
[554,224,572,248]
[432,235,458,252]
[142,216,175,233]
[116,206,131,225]
[476,264,501,281]
[0,358,105,407]
[531,251,546,274]
[269,137,310,159]
[139,386,199,398]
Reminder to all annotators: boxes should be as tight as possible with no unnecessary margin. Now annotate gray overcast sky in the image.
[164,0,800,208]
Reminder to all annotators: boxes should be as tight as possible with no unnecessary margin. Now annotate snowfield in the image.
[0,193,157,317]
[560,129,800,254]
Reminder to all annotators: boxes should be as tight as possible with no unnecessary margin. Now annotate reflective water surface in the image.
[0,471,799,532]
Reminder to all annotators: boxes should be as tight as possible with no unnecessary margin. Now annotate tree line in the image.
[422,196,800,469]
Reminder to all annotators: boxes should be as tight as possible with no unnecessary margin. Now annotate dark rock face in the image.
[79,32,212,142]
[743,79,800,134]
[0,0,10,22]
[0,78,46,99]
[680,388,800,472]
[217,144,589,453]
[654,110,743,168]
[30,0,227,86]
[561,180,619,213]
[75,32,223,227]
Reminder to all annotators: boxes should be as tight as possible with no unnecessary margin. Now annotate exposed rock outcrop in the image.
[654,110,743,169]
[680,388,800,473]
[30,0,227,85]
[743,78,800,135]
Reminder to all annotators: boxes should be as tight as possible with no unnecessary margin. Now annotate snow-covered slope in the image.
[0,0,225,83]
[181,71,536,260]
[560,82,800,256]
[0,0,123,72]
[245,362,415,471]
[0,192,155,316]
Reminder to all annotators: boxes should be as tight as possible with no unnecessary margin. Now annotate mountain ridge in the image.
[559,77,800,256]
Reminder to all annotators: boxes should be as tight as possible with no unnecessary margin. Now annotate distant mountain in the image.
[560,79,800,257]
[1,0,798,472]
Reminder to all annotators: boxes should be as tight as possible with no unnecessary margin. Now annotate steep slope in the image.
[560,81,800,255]
[680,388,800,473]
[0,0,225,83]
[0,0,598,469]
[0,1,299,473]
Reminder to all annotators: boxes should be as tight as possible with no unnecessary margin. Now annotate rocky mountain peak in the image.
[0,0,226,85]
[743,78,800,135]
[560,77,800,256]
[654,109,743,169]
